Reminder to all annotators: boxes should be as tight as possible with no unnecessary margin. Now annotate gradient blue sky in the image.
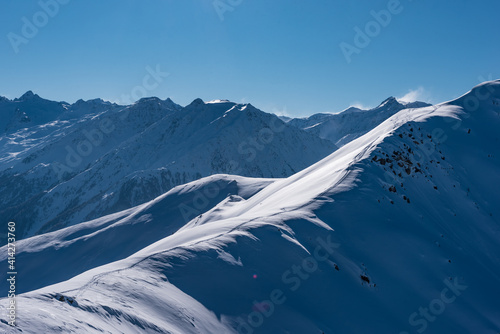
[1,0,499,116]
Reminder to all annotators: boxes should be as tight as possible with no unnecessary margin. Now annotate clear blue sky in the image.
[1,0,499,116]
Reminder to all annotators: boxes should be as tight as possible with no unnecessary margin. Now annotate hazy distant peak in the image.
[189,98,205,106]
[16,90,41,101]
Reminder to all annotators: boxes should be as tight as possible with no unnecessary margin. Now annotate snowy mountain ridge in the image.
[1,81,499,333]
[285,97,431,147]
[0,94,335,239]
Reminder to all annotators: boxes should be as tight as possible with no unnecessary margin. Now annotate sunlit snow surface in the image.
[1,82,500,333]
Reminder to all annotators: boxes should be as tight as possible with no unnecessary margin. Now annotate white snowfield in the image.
[1,81,500,333]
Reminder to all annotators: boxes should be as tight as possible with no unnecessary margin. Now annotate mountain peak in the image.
[71,98,116,109]
[163,98,182,111]
[207,99,231,104]
[189,98,205,106]
[17,90,41,101]
[378,96,399,107]
[87,98,107,104]
[136,96,162,104]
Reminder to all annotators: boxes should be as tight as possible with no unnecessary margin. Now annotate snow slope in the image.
[0,174,274,295]
[1,81,499,333]
[287,97,430,147]
[0,96,334,240]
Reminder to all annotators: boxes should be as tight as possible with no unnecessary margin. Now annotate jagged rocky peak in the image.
[164,97,178,106]
[16,90,42,101]
[378,96,400,108]
[73,98,112,106]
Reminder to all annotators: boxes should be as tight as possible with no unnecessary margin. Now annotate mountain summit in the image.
[286,97,432,147]
[16,90,40,101]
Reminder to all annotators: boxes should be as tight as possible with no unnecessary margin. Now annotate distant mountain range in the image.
[284,97,431,147]
[0,93,337,238]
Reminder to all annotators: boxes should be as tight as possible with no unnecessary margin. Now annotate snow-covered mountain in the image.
[1,81,498,333]
[1,91,65,133]
[0,91,122,134]
[0,95,335,239]
[0,174,274,295]
[286,97,431,147]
